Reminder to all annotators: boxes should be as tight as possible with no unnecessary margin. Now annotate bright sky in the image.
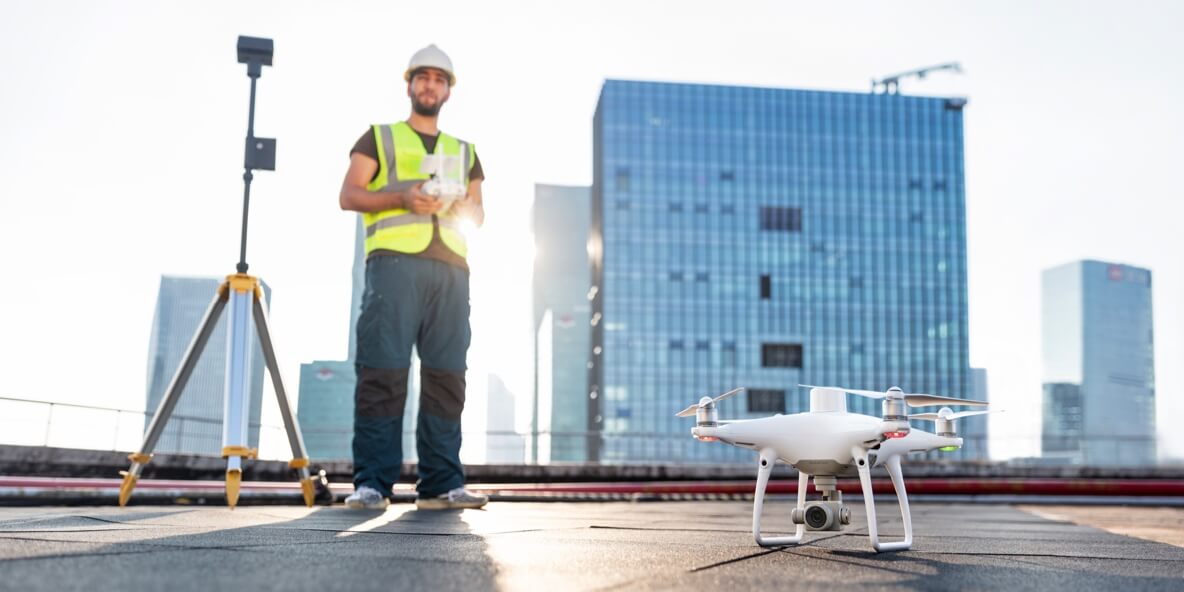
[1,0,1181,463]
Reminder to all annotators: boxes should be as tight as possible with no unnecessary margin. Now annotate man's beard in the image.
[411,93,443,116]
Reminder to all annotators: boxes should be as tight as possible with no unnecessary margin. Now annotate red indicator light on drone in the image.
[883,431,909,439]
[695,435,719,442]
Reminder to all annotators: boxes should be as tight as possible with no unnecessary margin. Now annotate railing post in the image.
[43,403,54,447]
[112,410,122,451]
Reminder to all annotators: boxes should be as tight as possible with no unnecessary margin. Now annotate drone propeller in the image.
[799,385,987,408]
[908,407,1001,442]
[676,387,745,417]
[910,408,998,421]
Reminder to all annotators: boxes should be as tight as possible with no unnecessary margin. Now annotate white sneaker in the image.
[344,485,390,509]
[415,487,489,510]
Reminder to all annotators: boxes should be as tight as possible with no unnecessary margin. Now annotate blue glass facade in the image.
[590,80,971,463]
[297,361,355,460]
[961,367,990,461]
[1042,260,1156,466]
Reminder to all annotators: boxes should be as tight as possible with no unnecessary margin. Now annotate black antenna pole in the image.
[235,36,276,274]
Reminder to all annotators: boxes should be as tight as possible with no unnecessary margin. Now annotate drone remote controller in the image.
[421,177,466,213]
[419,143,469,214]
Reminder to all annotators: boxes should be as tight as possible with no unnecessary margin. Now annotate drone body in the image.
[679,385,991,552]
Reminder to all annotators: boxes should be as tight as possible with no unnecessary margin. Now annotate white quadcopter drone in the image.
[677,384,991,552]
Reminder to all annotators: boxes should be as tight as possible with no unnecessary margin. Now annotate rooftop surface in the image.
[3,500,1182,591]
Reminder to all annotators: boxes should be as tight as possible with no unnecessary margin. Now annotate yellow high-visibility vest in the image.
[363,121,476,258]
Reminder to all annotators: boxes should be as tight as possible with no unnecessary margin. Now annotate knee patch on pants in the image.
[419,367,466,421]
[355,366,409,417]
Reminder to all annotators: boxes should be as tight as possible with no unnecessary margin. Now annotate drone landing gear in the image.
[752,450,807,546]
[751,449,915,552]
[852,447,913,552]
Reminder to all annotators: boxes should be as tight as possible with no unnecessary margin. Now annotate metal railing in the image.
[0,396,289,456]
[0,396,1167,467]
[0,396,534,462]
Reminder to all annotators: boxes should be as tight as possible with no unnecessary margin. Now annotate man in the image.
[338,44,488,510]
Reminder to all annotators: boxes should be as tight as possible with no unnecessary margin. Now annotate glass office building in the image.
[144,276,270,455]
[590,80,971,462]
[533,184,593,462]
[297,361,356,460]
[1042,260,1156,466]
[486,373,527,463]
[962,367,990,461]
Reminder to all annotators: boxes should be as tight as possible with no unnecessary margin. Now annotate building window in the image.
[669,339,685,350]
[747,389,786,414]
[908,178,922,190]
[722,341,737,367]
[720,170,735,182]
[694,203,709,214]
[761,343,803,368]
[933,179,948,191]
[849,347,864,371]
[615,167,630,191]
[668,271,684,282]
[759,206,802,232]
[694,340,710,351]
[909,211,924,224]
[615,200,630,210]
[759,274,771,300]
[668,202,684,213]
[694,272,709,283]
[849,276,864,289]
[720,204,736,215]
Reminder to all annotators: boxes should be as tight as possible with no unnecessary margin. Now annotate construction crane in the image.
[871,62,963,94]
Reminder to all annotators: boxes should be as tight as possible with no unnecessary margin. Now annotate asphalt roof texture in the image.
[2,501,1182,591]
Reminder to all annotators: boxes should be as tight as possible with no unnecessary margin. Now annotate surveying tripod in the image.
[118,36,314,508]
[119,274,315,508]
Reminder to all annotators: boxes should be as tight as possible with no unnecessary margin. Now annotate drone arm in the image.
[752,449,805,547]
[853,447,913,552]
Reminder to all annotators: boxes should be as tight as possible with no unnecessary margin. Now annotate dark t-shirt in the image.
[350,125,485,271]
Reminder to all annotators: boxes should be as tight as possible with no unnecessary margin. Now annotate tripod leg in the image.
[120,287,228,506]
[221,276,258,509]
[252,292,315,507]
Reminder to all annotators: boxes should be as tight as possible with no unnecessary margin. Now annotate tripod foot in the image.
[226,469,242,509]
[300,477,315,508]
[117,471,137,507]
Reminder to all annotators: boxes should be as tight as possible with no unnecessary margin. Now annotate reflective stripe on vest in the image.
[362,121,476,258]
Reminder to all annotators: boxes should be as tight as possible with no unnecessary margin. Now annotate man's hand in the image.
[404,182,443,215]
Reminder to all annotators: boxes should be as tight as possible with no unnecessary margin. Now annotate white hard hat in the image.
[404,44,455,86]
